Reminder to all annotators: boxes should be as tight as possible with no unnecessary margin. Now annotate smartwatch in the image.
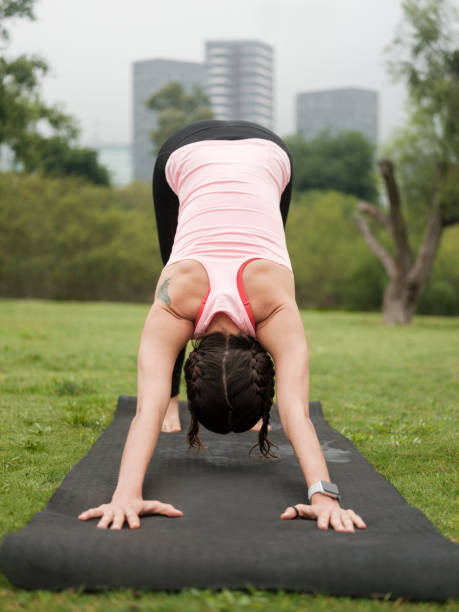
[308,480,340,502]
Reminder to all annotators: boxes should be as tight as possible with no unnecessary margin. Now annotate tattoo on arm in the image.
[157,277,171,306]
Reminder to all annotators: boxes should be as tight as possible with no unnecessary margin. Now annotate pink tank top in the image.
[164,138,293,339]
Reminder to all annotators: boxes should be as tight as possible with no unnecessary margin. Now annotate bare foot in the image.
[161,395,182,432]
[250,418,272,432]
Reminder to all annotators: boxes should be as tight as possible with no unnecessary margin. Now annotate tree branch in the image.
[408,194,444,288]
[378,159,413,271]
[356,200,394,237]
[354,213,396,277]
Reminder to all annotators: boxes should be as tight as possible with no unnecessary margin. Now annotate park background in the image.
[0,0,458,610]
[1,1,459,319]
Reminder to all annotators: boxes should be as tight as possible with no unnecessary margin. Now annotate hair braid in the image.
[248,345,279,459]
[184,349,207,452]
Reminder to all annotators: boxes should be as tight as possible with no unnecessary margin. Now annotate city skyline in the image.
[132,46,379,181]
[6,0,412,149]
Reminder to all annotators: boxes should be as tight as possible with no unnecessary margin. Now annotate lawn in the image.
[0,298,457,611]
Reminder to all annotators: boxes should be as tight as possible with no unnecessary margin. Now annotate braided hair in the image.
[184,331,279,459]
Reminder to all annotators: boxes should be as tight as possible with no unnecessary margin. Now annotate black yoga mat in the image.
[1,396,458,600]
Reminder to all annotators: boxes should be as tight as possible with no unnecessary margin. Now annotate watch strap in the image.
[308,480,340,502]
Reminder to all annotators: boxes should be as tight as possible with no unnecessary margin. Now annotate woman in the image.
[78,119,366,533]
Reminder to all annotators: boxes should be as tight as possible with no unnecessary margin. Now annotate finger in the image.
[341,513,355,532]
[280,506,299,519]
[141,500,183,517]
[126,511,140,529]
[159,503,184,517]
[347,509,367,529]
[139,500,161,515]
[78,506,103,520]
[330,510,345,532]
[316,507,331,530]
[97,511,114,529]
[281,504,319,520]
[110,511,125,530]
[298,505,320,519]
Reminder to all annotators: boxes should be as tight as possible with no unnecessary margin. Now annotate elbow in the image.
[281,410,313,443]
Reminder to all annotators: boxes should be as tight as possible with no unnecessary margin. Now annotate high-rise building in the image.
[205,40,274,129]
[132,58,206,181]
[296,87,379,143]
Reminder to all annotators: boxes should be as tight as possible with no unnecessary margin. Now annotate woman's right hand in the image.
[77,495,183,529]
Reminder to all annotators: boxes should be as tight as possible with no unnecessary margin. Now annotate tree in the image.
[0,0,34,42]
[0,2,77,152]
[19,134,110,185]
[284,130,379,201]
[146,81,214,155]
[354,0,459,323]
[0,0,110,184]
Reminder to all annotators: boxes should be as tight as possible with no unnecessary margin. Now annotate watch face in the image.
[322,481,339,496]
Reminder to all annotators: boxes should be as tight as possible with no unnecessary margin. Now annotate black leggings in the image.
[152,119,294,397]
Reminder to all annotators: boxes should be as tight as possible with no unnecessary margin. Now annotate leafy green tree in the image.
[0,2,77,152]
[0,0,110,184]
[285,190,385,310]
[354,0,459,323]
[146,81,214,155]
[1,170,457,312]
[0,172,159,301]
[0,0,33,40]
[19,134,110,185]
[284,130,378,201]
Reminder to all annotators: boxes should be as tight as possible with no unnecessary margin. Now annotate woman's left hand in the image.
[280,496,366,532]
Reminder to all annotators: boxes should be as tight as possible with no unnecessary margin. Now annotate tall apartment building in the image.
[296,87,379,143]
[205,40,274,129]
[132,59,205,181]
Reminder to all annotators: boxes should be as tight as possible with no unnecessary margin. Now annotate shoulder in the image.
[243,260,295,328]
[255,298,307,362]
[154,260,207,322]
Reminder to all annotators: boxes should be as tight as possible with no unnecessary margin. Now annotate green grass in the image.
[0,298,458,611]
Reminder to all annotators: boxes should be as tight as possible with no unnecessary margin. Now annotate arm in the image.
[256,300,332,486]
[112,301,194,497]
[78,295,194,529]
[256,299,366,532]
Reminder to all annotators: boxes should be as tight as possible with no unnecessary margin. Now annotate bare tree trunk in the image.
[355,159,445,325]
[382,276,421,324]
[382,278,406,324]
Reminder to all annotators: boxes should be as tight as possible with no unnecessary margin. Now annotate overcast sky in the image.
[6,0,429,147]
